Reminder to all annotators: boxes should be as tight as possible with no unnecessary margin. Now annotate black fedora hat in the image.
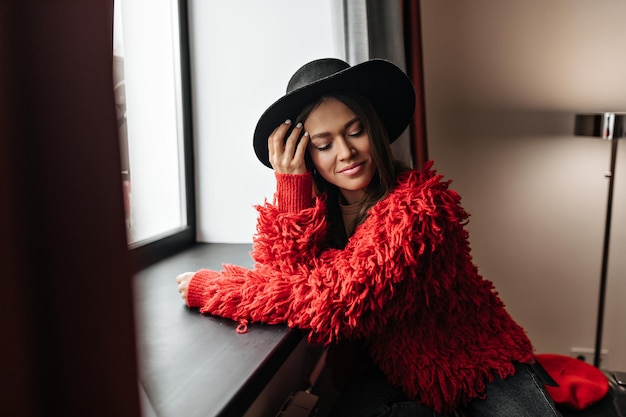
[253,58,416,169]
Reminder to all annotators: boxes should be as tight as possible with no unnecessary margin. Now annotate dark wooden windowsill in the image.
[133,243,303,417]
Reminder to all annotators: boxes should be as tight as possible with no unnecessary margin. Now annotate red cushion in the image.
[536,353,609,410]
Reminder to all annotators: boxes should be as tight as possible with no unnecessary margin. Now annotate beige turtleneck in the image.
[339,199,361,236]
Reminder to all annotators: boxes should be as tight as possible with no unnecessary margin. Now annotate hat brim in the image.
[253,59,416,169]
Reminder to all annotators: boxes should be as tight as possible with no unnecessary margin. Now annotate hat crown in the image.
[286,58,350,93]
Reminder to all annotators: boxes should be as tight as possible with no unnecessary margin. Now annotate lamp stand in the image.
[594,136,618,368]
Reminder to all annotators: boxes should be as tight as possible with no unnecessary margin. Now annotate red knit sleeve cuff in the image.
[186,269,220,308]
[275,172,314,212]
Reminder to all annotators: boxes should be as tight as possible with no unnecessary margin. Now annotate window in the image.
[113,0,195,267]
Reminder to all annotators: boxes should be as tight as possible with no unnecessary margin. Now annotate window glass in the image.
[113,0,187,245]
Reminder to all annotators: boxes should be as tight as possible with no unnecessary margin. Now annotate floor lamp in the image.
[574,112,625,368]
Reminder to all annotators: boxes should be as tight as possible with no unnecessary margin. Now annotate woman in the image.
[176,58,561,416]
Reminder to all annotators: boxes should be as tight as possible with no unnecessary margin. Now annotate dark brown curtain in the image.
[402,0,429,169]
[0,2,140,416]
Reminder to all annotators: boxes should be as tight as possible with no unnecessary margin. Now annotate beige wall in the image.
[421,1,626,370]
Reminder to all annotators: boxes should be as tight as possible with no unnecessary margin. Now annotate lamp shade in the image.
[575,112,626,139]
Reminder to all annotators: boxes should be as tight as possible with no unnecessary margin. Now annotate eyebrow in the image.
[309,117,360,141]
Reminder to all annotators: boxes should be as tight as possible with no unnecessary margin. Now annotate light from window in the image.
[113,0,187,245]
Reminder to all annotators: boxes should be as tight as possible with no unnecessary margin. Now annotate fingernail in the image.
[303,131,309,137]
[296,122,302,128]
[285,119,291,125]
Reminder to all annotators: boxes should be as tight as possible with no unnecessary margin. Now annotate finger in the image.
[268,120,292,160]
[293,131,309,165]
[176,272,192,284]
[283,122,303,158]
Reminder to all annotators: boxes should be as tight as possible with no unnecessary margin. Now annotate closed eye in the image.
[347,128,363,138]
[314,143,331,151]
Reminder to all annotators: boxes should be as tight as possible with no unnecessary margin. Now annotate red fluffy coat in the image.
[187,164,535,412]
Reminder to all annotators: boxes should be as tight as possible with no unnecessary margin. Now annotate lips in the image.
[339,161,365,175]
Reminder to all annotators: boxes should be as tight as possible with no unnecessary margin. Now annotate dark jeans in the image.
[328,363,562,417]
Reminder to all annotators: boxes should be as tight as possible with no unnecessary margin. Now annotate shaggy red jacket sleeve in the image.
[187,168,462,345]
[186,173,319,318]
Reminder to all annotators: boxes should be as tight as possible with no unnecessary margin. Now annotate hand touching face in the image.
[267,119,309,174]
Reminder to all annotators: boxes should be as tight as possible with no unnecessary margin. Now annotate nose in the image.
[336,137,355,160]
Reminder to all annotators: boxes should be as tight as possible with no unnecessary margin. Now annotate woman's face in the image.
[304,98,376,204]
